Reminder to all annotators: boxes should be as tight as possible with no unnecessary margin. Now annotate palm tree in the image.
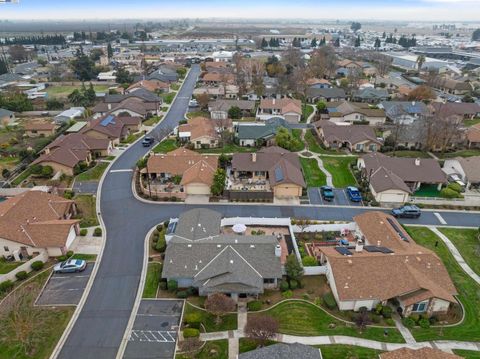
[416,55,426,71]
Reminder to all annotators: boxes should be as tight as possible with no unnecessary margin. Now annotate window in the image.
[263,278,275,284]
[412,301,428,312]
[3,246,9,252]
[369,144,376,151]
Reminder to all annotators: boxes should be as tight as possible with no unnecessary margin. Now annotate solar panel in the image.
[364,245,381,253]
[335,247,352,256]
[100,115,115,127]
[387,218,409,242]
[274,166,284,182]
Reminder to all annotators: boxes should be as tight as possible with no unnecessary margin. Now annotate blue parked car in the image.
[53,259,87,274]
[346,186,362,202]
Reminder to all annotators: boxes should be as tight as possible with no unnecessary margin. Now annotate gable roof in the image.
[467,123,480,143]
[239,343,322,359]
[317,122,381,146]
[259,98,302,115]
[209,99,256,112]
[306,87,346,100]
[82,115,141,139]
[327,101,385,118]
[379,347,461,359]
[178,117,219,141]
[0,108,14,117]
[174,208,221,240]
[354,87,389,100]
[456,156,480,182]
[431,102,480,116]
[381,101,429,118]
[236,118,289,140]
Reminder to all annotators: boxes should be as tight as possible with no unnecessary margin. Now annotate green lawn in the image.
[385,150,431,158]
[143,115,164,126]
[0,258,23,274]
[463,118,480,127]
[75,162,109,182]
[321,156,357,187]
[0,156,19,171]
[121,132,143,144]
[453,349,480,358]
[302,104,315,122]
[74,195,99,228]
[170,83,181,91]
[304,129,341,155]
[186,111,210,119]
[251,301,404,343]
[291,129,306,152]
[196,144,256,154]
[143,262,162,298]
[412,184,441,197]
[45,84,110,98]
[405,226,480,342]
[71,253,97,261]
[183,303,237,333]
[300,157,327,187]
[437,149,480,159]
[318,345,383,359]
[161,92,176,104]
[11,167,33,186]
[438,228,480,276]
[153,139,179,153]
[177,339,228,359]
[238,339,276,354]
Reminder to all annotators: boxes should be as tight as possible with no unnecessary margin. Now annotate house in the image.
[319,212,457,316]
[326,101,386,125]
[307,78,332,89]
[162,208,282,300]
[239,343,321,359]
[256,98,302,123]
[208,100,256,120]
[81,115,142,145]
[380,101,429,124]
[54,107,85,124]
[315,122,381,153]
[193,86,226,99]
[443,156,480,189]
[205,61,230,73]
[0,190,79,260]
[0,108,16,128]
[379,347,461,359]
[92,89,161,118]
[127,79,169,94]
[33,133,111,176]
[306,87,346,103]
[466,123,480,148]
[357,153,447,204]
[431,77,473,95]
[201,72,235,86]
[212,51,234,62]
[144,148,219,197]
[352,88,389,103]
[97,71,116,81]
[431,102,480,120]
[235,118,290,147]
[147,66,178,83]
[178,117,220,149]
[24,121,57,137]
[230,147,306,201]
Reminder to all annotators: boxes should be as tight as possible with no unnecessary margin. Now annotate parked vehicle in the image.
[320,186,335,201]
[142,137,154,147]
[346,186,362,202]
[391,205,421,218]
[54,259,87,273]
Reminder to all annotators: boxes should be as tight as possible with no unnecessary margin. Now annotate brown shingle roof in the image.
[24,121,56,131]
[127,79,169,93]
[379,347,461,359]
[82,115,142,140]
[318,122,381,146]
[259,98,301,115]
[179,117,219,142]
[457,156,480,182]
[467,123,480,144]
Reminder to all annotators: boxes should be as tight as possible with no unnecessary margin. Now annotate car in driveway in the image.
[346,186,362,202]
[391,205,421,218]
[54,259,87,273]
[320,186,335,201]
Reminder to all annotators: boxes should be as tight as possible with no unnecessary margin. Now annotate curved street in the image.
[56,65,480,359]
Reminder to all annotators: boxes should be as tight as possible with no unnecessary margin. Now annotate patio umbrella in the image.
[232,223,247,234]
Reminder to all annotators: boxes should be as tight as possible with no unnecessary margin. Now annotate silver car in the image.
[53,259,87,273]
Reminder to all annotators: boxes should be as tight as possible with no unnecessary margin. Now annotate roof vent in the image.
[229,260,234,264]
[415,158,421,166]
[250,244,255,248]
[217,244,221,248]
[187,244,192,248]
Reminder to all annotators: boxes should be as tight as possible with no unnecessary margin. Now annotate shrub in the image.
[381,306,392,318]
[176,290,188,299]
[93,227,102,237]
[440,187,461,199]
[322,292,337,309]
[447,182,462,193]
[279,281,289,292]
[375,303,383,315]
[66,250,74,257]
[429,315,438,325]
[289,279,299,290]
[302,256,318,267]
[80,229,88,236]
[63,189,75,199]
[155,233,166,252]
[186,287,197,296]
[31,261,44,271]
[282,290,293,299]
[57,255,67,262]
[15,271,28,280]
[183,328,200,338]
[385,318,395,326]
[402,317,416,328]
[410,314,420,323]
[418,318,430,329]
[0,280,14,293]
[159,281,167,290]
[247,300,262,311]
[167,280,178,292]
[371,314,382,323]
[184,312,202,327]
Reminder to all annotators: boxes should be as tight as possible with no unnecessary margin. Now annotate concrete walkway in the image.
[227,302,248,359]
[299,151,334,187]
[429,226,480,285]
[393,314,416,344]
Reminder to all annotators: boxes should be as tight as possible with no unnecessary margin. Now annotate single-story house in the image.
[443,156,480,189]
[239,343,321,359]
[162,208,282,300]
[147,66,178,83]
[319,212,458,316]
[208,100,256,120]
[201,72,235,86]
[24,121,57,137]
[127,79,169,94]
[307,78,332,89]
[0,108,16,128]
[431,102,480,120]
[178,117,220,149]
[256,98,302,123]
[352,88,389,103]
[379,101,429,125]
[466,123,480,148]
[379,347,461,359]
[357,152,447,204]
[54,107,85,124]
[315,121,381,153]
[81,115,142,145]
[431,77,473,95]
[97,71,116,81]
[0,190,79,259]
[326,101,386,125]
[306,87,346,103]
[235,118,289,147]
[92,89,161,119]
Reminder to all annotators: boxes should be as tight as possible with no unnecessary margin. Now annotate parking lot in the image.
[35,264,94,306]
[308,187,363,206]
[123,299,184,359]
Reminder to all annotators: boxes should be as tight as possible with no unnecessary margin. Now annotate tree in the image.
[472,28,480,41]
[350,22,362,32]
[374,37,381,49]
[67,89,84,106]
[115,66,133,84]
[275,127,301,152]
[261,38,268,48]
[333,38,340,47]
[311,38,318,48]
[309,47,337,79]
[374,54,393,77]
[245,316,279,345]
[204,293,236,324]
[316,101,327,113]
[195,93,210,110]
[71,48,97,81]
[285,254,303,283]
[9,45,29,63]
[0,93,33,112]
[89,48,104,62]
[354,307,372,332]
[2,168,10,179]
[354,36,361,47]
[107,42,113,59]
[228,106,241,119]
[416,54,426,71]
[210,169,226,196]
[46,98,64,110]
[0,56,8,75]
[407,85,436,101]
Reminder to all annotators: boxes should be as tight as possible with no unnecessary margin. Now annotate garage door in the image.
[185,183,210,195]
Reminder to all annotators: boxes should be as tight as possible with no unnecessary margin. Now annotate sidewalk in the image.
[393,313,416,344]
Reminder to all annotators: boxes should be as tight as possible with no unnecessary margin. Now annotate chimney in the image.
[355,238,364,252]
[107,103,112,110]
[415,158,421,166]
[252,153,256,163]
[272,98,276,106]
[275,244,281,257]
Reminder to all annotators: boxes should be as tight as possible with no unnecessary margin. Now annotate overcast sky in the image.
[0,0,479,21]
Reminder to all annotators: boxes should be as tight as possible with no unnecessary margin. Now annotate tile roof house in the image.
[208,100,256,120]
[432,77,474,95]
[379,347,461,359]
[442,156,480,189]
[239,343,322,359]
[24,121,57,137]
[162,208,282,300]
[201,72,235,85]
[357,153,447,204]
[126,79,170,94]
[230,147,305,201]
[319,212,457,316]
[256,98,302,123]
[0,190,79,259]
[147,66,178,83]
[315,121,381,153]
[307,78,332,89]
[306,87,346,103]
[326,101,386,125]
[81,115,142,145]
[178,117,220,149]
[431,102,480,120]
[466,123,480,148]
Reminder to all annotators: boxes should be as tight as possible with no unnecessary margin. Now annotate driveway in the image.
[308,187,363,206]
[72,180,99,195]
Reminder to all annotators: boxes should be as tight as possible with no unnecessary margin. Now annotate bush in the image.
[402,317,416,328]
[159,281,167,290]
[289,279,299,290]
[282,290,293,298]
[155,232,166,252]
[322,292,337,309]
[381,306,392,318]
[440,187,461,199]
[80,229,88,236]
[247,300,262,311]
[31,261,44,271]
[63,189,75,199]
[57,255,67,262]
[410,314,420,323]
[15,271,28,280]
[302,256,318,266]
[429,315,438,325]
[183,328,200,338]
[371,314,382,323]
[184,312,202,329]
[186,287,197,296]
[447,182,463,193]
[279,281,289,292]
[167,280,178,292]
[93,227,102,237]
[66,250,74,257]
[374,303,383,315]
[176,290,188,299]
[385,318,395,326]
[418,318,430,329]
[0,280,14,293]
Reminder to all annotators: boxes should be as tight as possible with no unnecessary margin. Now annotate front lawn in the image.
[405,226,480,342]
[436,149,480,159]
[302,104,314,122]
[143,262,162,298]
[385,150,431,158]
[11,167,33,186]
[74,194,99,228]
[161,92,176,104]
[183,303,237,333]
[0,258,23,274]
[177,339,228,359]
[291,129,306,152]
[196,143,256,154]
[75,162,109,182]
[453,349,480,358]
[300,157,327,187]
[321,156,357,187]
[238,338,276,354]
[250,301,404,343]
[318,345,383,359]
[121,132,143,144]
[153,139,179,153]
[412,184,441,197]
[143,115,163,126]
[45,84,110,98]
[304,130,340,155]
[438,228,480,276]
[463,118,480,127]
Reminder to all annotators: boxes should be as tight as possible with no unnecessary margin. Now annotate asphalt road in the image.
[57,64,480,359]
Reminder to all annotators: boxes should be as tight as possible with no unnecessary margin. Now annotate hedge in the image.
[93,227,102,237]
[31,261,44,271]
[247,300,262,311]
[322,292,337,309]
[183,328,200,338]
[0,280,14,293]
[15,271,28,280]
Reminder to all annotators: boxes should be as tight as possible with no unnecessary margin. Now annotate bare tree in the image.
[354,308,372,332]
[309,47,337,79]
[283,47,304,69]
[204,293,236,324]
[195,93,210,110]
[374,54,392,77]
[245,316,279,346]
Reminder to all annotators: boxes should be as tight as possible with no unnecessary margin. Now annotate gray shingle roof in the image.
[236,118,288,140]
[306,87,346,100]
[0,108,14,117]
[174,208,222,240]
[239,343,322,359]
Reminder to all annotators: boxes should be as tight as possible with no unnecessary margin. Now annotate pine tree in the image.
[261,38,268,48]
[374,37,381,49]
[311,38,317,48]
[0,56,8,75]
[334,38,340,47]
[382,31,386,39]
[107,43,113,59]
[355,36,361,47]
